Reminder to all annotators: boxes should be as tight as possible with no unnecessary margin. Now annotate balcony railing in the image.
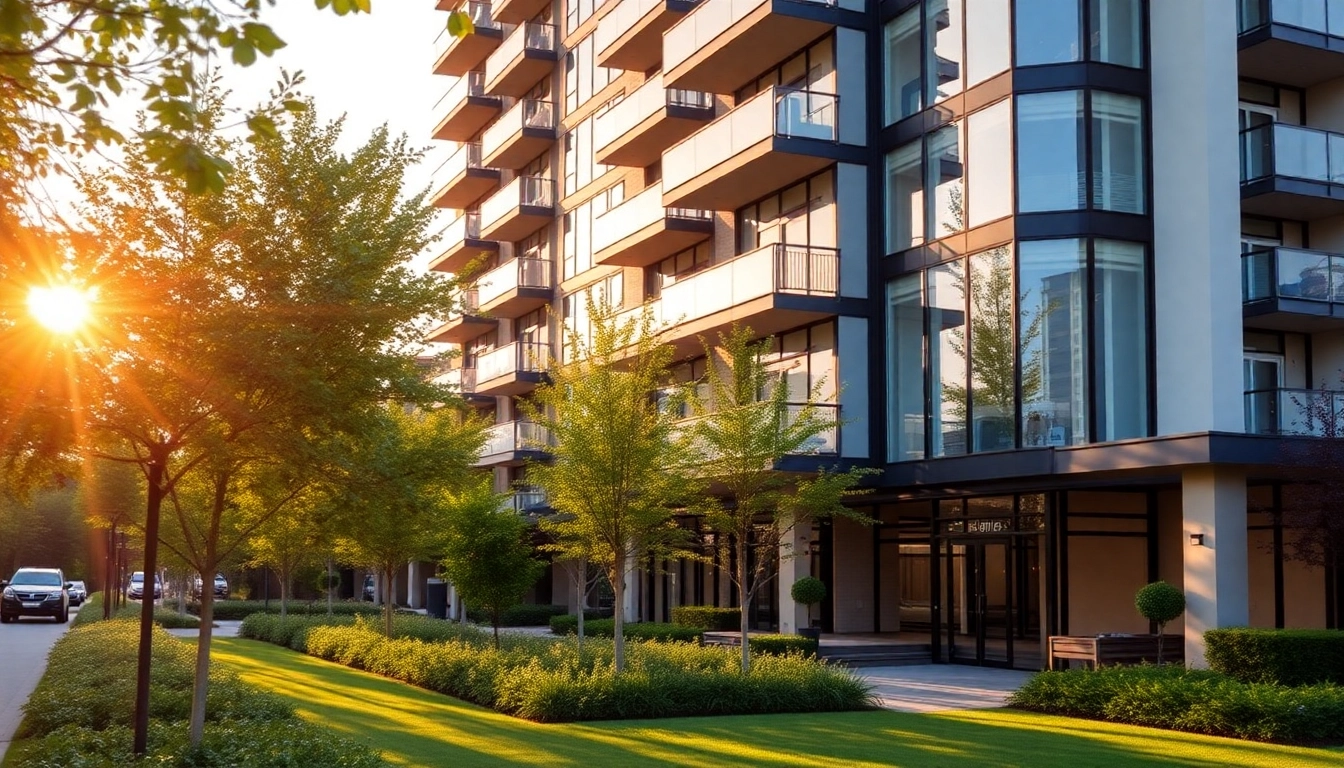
[1245,387,1344,435]
[1238,0,1344,35]
[482,419,553,455]
[1243,247,1344,303]
[663,86,837,194]
[434,2,500,54]
[673,402,840,458]
[1240,122,1344,184]
[476,340,552,383]
[481,175,555,230]
[443,366,478,394]
[482,98,555,154]
[663,0,836,79]
[596,0,666,53]
[594,75,713,152]
[435,142,490,183]
[434,71,488,118]
[490,21,556,68]
[507,487,549,513]
[592,184,711,253]
[476,256,552,306]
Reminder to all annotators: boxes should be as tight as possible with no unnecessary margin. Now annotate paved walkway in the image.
[164,620,243,639]
[0,607,77,762]
[857,664,1034,712]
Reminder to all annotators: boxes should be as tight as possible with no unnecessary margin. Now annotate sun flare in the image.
[27,285,93,334]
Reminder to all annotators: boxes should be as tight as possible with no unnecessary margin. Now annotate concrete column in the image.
[407,562,424,609]
[1182,466,1249,667]
[371,573,382,607]
[622,558,640,623]
[778,520,813,635]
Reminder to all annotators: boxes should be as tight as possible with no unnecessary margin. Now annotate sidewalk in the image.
[857,664,1033,712]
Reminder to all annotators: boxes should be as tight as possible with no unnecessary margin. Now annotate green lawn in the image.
[212,638,1344,768]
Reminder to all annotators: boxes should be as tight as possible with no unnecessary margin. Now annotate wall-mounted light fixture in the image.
[1189,533,1205,547]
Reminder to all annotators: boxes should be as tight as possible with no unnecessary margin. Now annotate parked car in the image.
[212,573,228,598]
[362,574,375,602]
[67,580,87,606]
[127,571,162,601]
[1,567,71,623]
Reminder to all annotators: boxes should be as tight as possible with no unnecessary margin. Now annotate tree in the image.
[525,299,699,674]
[690,324,873,673]
[329,403,489,638]
[62,98,462,752]
[242,474,326,619]
[1135,580,1185,664]
[0,483,89,577]
[439,477,544,648]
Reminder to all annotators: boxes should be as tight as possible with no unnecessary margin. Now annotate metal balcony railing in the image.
[476,256,552,306]
[480,175,555,232]
[1240,122,1344,184]
[592,184,711,252]
[593,74,712,152]
[673,402,840,457]
[1245,387,1344,436]
[1242,247,1344,303]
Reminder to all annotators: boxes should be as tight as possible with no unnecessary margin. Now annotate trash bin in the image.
[426,579,448,619]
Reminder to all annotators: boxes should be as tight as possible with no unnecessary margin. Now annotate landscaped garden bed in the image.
[239,613,873,722]
[189,599,382,621]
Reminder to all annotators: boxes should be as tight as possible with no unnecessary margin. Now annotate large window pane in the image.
[884,9,923,124]
[886,141,924,252]
[927,123,964,237]
[966,0,1010,86]
[926,0,963,105]
[1019,240,1087,447]
[1092,92,1145,213]
[968,100,1013,227]
[929,262,967,457]
[1016,0,1080,65]
[969,246,1017,451]
[1090,0,1142,68]
[1094,240,1148,440]
[1017,91,1085,212]
[887,275,926,461]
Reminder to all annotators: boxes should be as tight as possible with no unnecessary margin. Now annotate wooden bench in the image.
[1048,634,1185,670]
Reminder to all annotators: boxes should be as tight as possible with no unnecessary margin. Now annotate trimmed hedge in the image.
[465,603,567,627]
[192,600,381,621]
[748,634,818,658]
[671,606,741,631]
[1205,628,1344,686]
[239,612,497,652]
[71,594,201,630]
[1009,664,1344,745]
[549,616,704,643]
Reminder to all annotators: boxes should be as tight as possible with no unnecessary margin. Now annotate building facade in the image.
[423,0,1344,669]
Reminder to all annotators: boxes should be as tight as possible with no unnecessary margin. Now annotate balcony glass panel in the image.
[435,71,488,118]
[436,142,488,183]
[1242,247,1344,302]
[435,2,500,54]
[492,20,557,66]
[1241,122,1344,183]
[594,75,712,151]
[1239,0,1344,35]
[592,184,710,252]
[664,0,837,74]
[1245,388,1344,435]
[480,175,555,231]
[477,257,553,306]
[482,419,553,454]
[508,488,549,513]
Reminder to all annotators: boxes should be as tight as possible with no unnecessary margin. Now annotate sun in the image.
[27,285,93,334]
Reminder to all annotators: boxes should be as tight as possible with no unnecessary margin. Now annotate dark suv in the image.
[1,567,71,623]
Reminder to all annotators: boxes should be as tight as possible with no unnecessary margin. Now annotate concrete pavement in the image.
[857,664,1034,712]
[0,608,76,762]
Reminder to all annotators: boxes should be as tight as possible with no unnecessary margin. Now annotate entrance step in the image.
[819,644,933,668]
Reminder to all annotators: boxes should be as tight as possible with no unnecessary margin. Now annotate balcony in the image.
[662,87,842,210]
[1238,0,1344,87]
[425,289,498,344]
[593,185,713,267]
[431,72,503,142]
[477,256,553,316]
[663,0,840,92]
[594,75,714,167]
[429,143,501,209]
[480,175,555,241]
[506,487,550,514]
[477,420,552,465]
[491,0,550,25]
[427,213,500,274]
[437,365,495,406]
[1243,247,1344,331]
[475,343,553,396]
[675,402,840,461]
[481,99,557,169]
[433,3,504,77]
[1240,122,1344,220]
[484,22,558,98]
[596,0,699,71]
[619,242,839,354]
[1245,387,1344,436]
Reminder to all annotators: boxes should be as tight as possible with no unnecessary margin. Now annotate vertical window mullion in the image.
[1086,238,1098,443]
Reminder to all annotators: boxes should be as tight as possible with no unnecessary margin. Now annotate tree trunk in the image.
[326,559,334,618]
[383,566,395,637]
[279,566,289,620]
[612,553,626,674]
[738,537,751,675]
[188,587,214,747]
[576,567,585,655]
[132,454,166,757]
[492,608,500,649]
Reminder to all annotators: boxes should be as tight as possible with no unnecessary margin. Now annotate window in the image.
[1091,92,1145,213]
[561,272,624,359]
[968,246,1016,452]
[1093,239,1147,440]
[646,242,710,298]
[886,274,925,461]
[565,0,595,34]
[1090,0,1141,67]
[563,192,619,279]
[1019,239,1087,447]
[965,0,1010,88]
[882,2,1010,126]
[885,141,924,252]
[736,37,835,102]
[563,116,612,197]
[761,322,837,407]
[1017,91,1085,212]
[884,8,921,124]
[928,261,967,457]
[926,124,963,238]
[967,100,1013,227]
[1015,0,1142,68]
[926,0,963,105]
[565,36,616,113]
[737,171,835,253]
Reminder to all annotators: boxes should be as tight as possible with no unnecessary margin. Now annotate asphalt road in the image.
[0,608,74,762]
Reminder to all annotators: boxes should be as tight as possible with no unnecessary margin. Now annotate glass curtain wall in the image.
[883,1,1010,126]
[1014,0,1143,67]
[1016,90,1146,215]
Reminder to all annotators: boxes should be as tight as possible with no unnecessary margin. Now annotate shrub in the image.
[192,600,381,621]
[790,577,827,607]
[546,610,618,635]
[70,595,201,629]
[550,617,702,643]
[670,606,740,631]
[465,603,566,627]
[1205,628,1344,686]
[748,634,818,658]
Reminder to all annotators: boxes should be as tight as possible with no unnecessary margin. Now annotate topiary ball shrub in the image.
[1135,581,1185,626]
[790,577,827,607]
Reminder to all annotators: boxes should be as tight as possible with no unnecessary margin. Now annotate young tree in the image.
[439,477,544,647]
[242,476,326,619]
[329,403,489,638]
[691,324,874,673]
[525,299,699,674]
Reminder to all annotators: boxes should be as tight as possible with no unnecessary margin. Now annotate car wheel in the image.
[0,613,11,624]
[56,608,68,624]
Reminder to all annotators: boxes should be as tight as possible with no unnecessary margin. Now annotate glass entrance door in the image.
[944,539,1012,667]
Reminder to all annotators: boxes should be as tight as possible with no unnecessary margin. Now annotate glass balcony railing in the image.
[476,256,552,306]
[1242,247,1344,303]
[663,87,837,194]
[482,98,555,156]
[593,75,712,152]
[434,142,491,185]
[433,72,490,118]
[664,0,836,75]
[490,21,556,69]
[1238,0,1344,35]
[1245,387,1344,435]
[434,2,500,55]
[476,341,552,384]
[1240,122,1344,184]
[443,366,477,394]
[482,419,553,455]
[480,175,555,232]
[592,184,711,253]
[507,487,549,513]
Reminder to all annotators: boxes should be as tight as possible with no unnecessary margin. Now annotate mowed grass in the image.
[213,638,1344,768]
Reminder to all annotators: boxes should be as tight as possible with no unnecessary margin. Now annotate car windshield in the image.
[131,574,144,583]
[13,571,61,586]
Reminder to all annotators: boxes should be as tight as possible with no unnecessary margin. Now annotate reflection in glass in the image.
[884,9,923,125]
[1090,0,1143,68]
[1019,240,1087,447]
[968,247,1018,452]
[968,101,1013,227]
[1092,92,1146,213]
[1016,0,1080,65]
[1017,91,1085,212]
[926,0,963,105]
[887,274,926,461]
[929,262,967,457]
[1094,240,1148,440]
[966,0,1010,86]
[927,123,964,238]
[886,141,924,252]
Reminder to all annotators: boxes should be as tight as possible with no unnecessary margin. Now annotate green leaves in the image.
[314,0,372,16]
[446,10,475,38]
